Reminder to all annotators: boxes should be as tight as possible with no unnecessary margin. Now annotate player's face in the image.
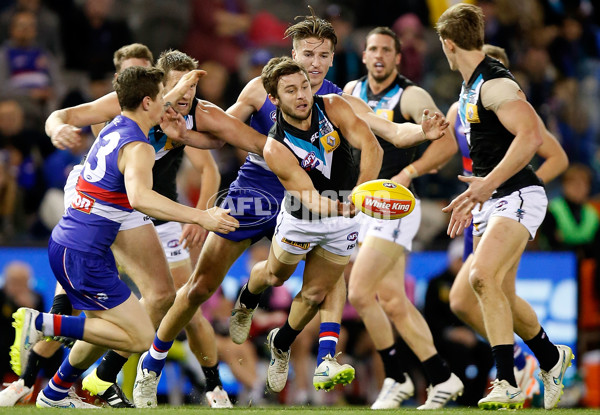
[363,34,400,82]
[275,72,313,122]
[164,70,196,116]
[149,82,166,124]
[292,37,334,89]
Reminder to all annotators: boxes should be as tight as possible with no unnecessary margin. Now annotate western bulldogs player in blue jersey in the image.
[438,4,572,409]
[444,44,567,404]
[11,67,237,408]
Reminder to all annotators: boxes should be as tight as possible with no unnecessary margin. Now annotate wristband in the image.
[402,163,419,179]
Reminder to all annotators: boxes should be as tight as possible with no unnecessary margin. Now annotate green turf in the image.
[0,407,598,414]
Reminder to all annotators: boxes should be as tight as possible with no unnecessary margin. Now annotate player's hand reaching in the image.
[167,69,207,108]
[198,207,239,234]
[160,109,187,139]
[421,109,448,141]
[51,124,83,150]
[338,199,357,218]
[180,223,208,249]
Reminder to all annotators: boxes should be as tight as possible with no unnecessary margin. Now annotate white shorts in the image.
[472,185,547,240]
[273,208,360,257]
[155,221,190,263]
[356,198,421,252]
[63,164,150,232]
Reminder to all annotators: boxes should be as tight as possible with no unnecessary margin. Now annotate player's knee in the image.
[468,265,492,295]
[127,324,154,352]
[152,289,175,316]
[187,278,216,306]
[347,286,371,311]
[301,288,326,308]
[380,296,406,320]
[449,288,468,318]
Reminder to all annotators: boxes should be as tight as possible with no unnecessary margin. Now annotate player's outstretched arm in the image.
[46,92,120,150]
[226,77,266,123]
[195,99,267,155]
[120,141,238,234]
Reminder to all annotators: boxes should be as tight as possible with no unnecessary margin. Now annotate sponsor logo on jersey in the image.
[71,191,95,214]
[318,117,334,136]
[281,237,310,250]
[301,152,320,171]
[466,103,480,123]
[320,131,340,153]
[375,108,394,121]
[310,132,319,143]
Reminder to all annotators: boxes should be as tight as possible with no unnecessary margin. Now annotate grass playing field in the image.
[0,407,598,414]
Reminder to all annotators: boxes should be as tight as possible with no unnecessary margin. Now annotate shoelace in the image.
[137,371,159,397]
[67,387,90,404]
[322,351,343,363]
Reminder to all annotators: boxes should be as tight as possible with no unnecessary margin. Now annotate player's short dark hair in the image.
[261,56,309,99]
[285,6,337,51]
[113,43,154,73]
[113,66,164,111]
[366,27,402,54]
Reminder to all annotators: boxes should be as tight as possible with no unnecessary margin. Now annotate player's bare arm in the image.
[264,138,340,216]
[195,99,267,155]
[226,77,267,122]
[179,147,221,249]
[533,115,569,183]
[323,94,382,186]
[120,141,238,234]
[341,91,447,148]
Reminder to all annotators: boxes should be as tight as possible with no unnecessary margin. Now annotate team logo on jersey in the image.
[347,231,358,241]
[466,103,480,123]
[167,239,180,248]
[301,152,320,171]
[318,118,334,136]
[270,110,277,122]
[71,191,95,214]
[320,131,340,153]
[376,108,394,121]
[281,237,310,250]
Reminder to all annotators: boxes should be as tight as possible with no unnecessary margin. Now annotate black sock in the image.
[492,344,517,387]
[377,344,407,383]
[524,327,560,372]
[421,354,451,386]
[273,320,301,352]
[22,350,45,388]
[96,351,129,383]
[202,364,222,392]
[239,283,261,310]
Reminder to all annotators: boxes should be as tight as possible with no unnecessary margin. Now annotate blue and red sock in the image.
[142,335,174,375]
[317,322,340,365]
[35,313,85,339]
[42,358,85,401]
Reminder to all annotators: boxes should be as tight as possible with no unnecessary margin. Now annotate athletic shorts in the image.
[472,185,547,240]
[155,221,190,263]
[273,207,360,257]
[463,222,474,261]
[63,164,149,231]
[48,236,131,310]
[356,199,421,252]
[215,161,284,243]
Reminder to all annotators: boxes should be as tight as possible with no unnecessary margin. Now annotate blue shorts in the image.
[48,237,131,311]
[215,161,284,244]
[463,222,474,262]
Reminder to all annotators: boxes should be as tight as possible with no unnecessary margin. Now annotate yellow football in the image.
[351,179,416,220]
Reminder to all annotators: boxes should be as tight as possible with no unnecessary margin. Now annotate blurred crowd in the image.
[0,0,599,406]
